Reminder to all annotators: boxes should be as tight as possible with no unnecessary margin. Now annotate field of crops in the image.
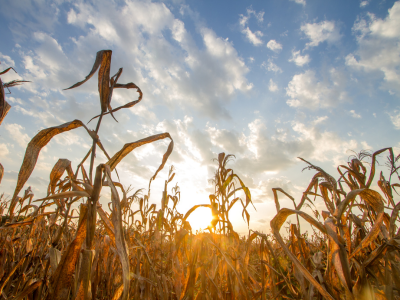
[1,50,400,300]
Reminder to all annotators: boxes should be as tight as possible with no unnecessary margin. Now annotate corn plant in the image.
[0,50,399,300]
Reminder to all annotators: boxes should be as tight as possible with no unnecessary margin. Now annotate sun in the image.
[186,207,213,232]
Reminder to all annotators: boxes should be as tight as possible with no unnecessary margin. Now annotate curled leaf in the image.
[270,208,333,300]
[106,133,174,183]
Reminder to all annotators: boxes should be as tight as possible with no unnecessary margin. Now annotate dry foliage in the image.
[0,63,30,126]
[0,50,400,300]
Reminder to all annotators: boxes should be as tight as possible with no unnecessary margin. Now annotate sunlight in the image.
[186,207,213,232]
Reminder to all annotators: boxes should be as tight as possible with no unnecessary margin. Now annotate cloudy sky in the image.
[0,0,399,233]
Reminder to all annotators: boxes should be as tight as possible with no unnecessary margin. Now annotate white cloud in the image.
[301,20,341,48]
[251,9,265,23]
[0,144,9,156]
[150,116,357,182]
[7,97,23,105]
[291,121,358,162]
[239,7,264,46]
[360,1,369,7]
[313,116,328,124]
[289,49,310,66]
[207,126,246,155]
[266,40,282,52]
[241,27,264,46]
[262,59,282,73]
[0,0,61,42]
[5,123,30,147]
[0,52,15,67]
[268,79,278,92]
[346,2,400,94]
[255,177,294,204]
[12,0,252,123]
[389,110,400,129]
[233,118,358,176]
[349,110,361,118]
[290,0,306,6]
[14,104,64,127]
[239,14,249,28]
[286,69,347,109]
[242,7,265,24]
[361,141,372,150]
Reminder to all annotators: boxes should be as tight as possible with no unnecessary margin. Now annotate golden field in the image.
[0,50,399,300]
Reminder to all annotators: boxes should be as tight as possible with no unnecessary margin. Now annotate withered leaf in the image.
[0,163,3,184]
[64,50,112,113]
[13,279,42,300]
[105,165,130,300]
[48,159,73,195]
[46,204,88,300]
[270,208,334,300]
[9,119,100,216]
[106,132,174,180]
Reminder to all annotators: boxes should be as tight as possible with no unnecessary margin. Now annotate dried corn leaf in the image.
[48,159,72,195]
[9,119,95,216]
[365,148,391,188]
[105,165,130,300]
[64,50,112,112]
[34,191,90,204]
[0,163,3,184]
[47,204,88,300]
[13,279,42,300]
[270,208,334,300]
[335,189,385,258]
[325,217,353,293]
[49,247,62,272]
[272,188,294,212]
[106,133,173,182]
[88,82,143,123]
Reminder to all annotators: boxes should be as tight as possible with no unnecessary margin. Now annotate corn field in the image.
[1,50,400,300]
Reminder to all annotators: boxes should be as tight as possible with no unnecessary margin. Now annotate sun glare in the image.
[186,207,213,232]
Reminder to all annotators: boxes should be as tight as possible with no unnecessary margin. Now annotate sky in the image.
[0,0,399,234]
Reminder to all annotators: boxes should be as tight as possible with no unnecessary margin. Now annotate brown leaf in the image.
[0,67,16,75]
[97,206,116,246]
[365,148,391,188]
[324,217,353,293]
[0,98,11,126]
[34,191,90,203]
[0,254,27,295]
[105,165,130,300]
[106,132,173,183]
[3,80,30,88]
[47,204,88,300]
[8,119,98,216]
[272,188,294,212]
[26,238,33,253]
[12,279,42,300]
[48,159,72,195]
[350,189,385,257]
[270,208,334,300]
[64,50,112,112]
[207,237,248,300]
[0,220,33,229]
[0,78,6,124]
[0,163,3,184]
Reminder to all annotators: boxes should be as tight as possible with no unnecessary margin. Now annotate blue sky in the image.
[0,0,399,233]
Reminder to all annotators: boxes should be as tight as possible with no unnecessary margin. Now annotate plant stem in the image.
[89,113,103,184]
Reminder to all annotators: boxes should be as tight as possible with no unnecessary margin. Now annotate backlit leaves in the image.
[0,49,399,300]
